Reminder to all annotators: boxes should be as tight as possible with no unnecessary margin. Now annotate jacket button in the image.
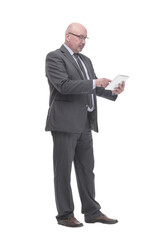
[85,104,88,108]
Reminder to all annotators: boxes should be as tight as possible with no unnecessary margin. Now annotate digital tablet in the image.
[106,75,129,90]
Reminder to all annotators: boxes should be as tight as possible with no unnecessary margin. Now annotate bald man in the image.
[45,23,125,227]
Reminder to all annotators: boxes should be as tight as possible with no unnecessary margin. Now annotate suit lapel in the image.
[60,45,84,79]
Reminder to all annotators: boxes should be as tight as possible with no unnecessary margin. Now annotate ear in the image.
[65,33,70,42]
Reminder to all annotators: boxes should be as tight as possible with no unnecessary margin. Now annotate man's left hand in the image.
[112,81,125,95]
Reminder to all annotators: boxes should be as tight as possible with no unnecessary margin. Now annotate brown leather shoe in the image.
[85,213,118,224]
[58,216,83,227]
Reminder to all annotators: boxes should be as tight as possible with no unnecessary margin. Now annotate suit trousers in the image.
[51,113,101,221]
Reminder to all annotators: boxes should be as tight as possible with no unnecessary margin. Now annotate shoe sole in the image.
[58,222,83,227]
[85,220,118,224]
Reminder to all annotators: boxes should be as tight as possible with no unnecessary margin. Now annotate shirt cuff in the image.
[93,80,96,89]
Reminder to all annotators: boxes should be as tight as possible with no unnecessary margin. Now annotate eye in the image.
[79,35,87,40]
[79,36,84,40]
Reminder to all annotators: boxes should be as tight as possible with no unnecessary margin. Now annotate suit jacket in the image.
[45,45,117,133]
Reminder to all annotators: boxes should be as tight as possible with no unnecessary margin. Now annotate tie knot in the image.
[73,53,79,59]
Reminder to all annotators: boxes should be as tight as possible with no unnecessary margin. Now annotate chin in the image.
[78,48,83,52]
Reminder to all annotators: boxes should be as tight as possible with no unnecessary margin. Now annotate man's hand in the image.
[95,78,111,88]
[112,81,125,95]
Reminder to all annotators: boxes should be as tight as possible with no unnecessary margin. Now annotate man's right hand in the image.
[95,78,111,88]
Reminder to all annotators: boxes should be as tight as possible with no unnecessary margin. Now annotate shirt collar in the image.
[63,43,74,56]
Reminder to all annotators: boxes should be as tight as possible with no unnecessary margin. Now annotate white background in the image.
[0,0,160,239]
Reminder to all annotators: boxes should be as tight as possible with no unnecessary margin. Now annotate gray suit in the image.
[45,45,117,221]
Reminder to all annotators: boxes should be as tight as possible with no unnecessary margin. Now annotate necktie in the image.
[74,53,93,108]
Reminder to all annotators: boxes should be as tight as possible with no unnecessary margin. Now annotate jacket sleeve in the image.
[88,58,118,101]
[96,87,118,101]
[45,52,94,95]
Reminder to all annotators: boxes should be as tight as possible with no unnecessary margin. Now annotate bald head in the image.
[65,22,87,35]
[65,22,88,53]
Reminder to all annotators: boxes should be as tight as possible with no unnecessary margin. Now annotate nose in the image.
[82,38,85,44]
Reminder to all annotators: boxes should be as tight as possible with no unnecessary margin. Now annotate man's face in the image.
[66,27,88,53]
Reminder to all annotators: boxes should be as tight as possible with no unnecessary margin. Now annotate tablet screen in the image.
[106,75,129,90]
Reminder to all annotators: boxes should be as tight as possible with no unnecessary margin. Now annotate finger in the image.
[113,89,119,94]
[119,83,125,91]
[105,78,111,82]
[120,81,125,90]
[119,83,123,90]
[114,87,119,91]
[113,87,121,94]
[115,84,121,91]
[119,85,123,90]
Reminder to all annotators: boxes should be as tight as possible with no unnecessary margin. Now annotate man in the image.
[45,23,125,227]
